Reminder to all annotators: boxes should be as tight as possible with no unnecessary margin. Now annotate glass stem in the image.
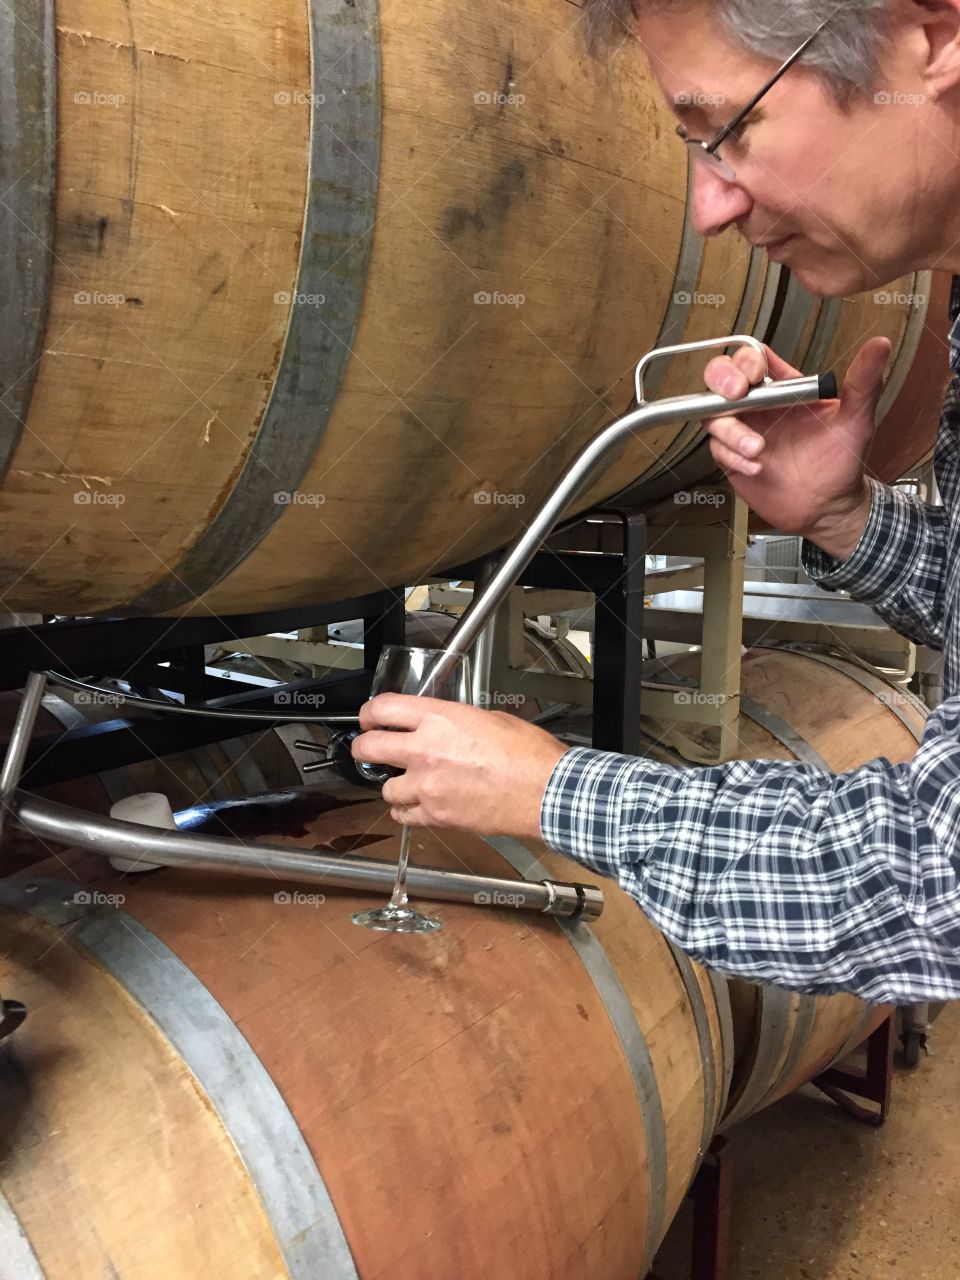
[387,825,412,910]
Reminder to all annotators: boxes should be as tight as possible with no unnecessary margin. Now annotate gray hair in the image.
[581,1,892,107]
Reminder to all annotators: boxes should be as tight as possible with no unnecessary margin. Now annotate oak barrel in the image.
[0,800,729,1279]
[0,3,945,616]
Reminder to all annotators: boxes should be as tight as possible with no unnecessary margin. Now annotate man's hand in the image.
[351,695,569,837]
[702,336,892,559]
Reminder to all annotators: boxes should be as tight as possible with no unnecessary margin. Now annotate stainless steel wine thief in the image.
[429,335,837,691]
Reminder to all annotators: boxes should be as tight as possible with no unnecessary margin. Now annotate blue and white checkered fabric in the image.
[541,281,960,1004]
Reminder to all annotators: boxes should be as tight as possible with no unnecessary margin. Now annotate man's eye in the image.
[727,120,757,152]
[725,120,752,149]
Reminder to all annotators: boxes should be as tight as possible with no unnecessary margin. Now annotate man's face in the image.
[634,8,948,297]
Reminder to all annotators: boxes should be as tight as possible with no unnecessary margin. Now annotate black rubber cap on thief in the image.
[819,372,839,400]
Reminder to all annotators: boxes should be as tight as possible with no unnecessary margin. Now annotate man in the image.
[353,0,960,1005]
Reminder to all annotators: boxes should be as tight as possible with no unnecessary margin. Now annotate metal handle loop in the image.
[634,334,771,405]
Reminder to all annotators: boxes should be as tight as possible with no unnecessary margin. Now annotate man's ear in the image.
[917,0,960,99]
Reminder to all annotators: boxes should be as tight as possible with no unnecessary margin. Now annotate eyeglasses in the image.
[675,15,833,183]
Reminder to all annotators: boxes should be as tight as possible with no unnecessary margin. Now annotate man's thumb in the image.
[838,336,893,422]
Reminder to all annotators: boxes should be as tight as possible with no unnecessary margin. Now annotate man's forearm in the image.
[539,727,960,1006]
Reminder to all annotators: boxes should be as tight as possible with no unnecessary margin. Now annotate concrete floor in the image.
[652,1002,960,1279]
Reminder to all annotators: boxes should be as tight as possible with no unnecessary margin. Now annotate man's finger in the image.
[391,804,427,827]
[351,727,414,768]
[704,414,765,458]
[757,345,802,382]
[838,336,893,420]
[710,436,762,478]
[705,356,750,399]
[357,692,434,731]
[731,347,767,385]
[382,774,418,807]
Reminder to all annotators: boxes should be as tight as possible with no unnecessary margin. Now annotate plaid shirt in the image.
[541,279,960,1005]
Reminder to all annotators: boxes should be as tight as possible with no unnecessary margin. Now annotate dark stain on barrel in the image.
[64,212,110,256]
[549,136,566,158]
[439,157,527,241]
[124,296,143,307]
[440,205,486,239]
[489,157,527,215]
[120,0,139,69]
[210,278,228,297]
[576,1002,590,1022]
[499,54,515,106]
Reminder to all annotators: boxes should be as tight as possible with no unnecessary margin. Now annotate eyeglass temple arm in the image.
[709,15,833,152]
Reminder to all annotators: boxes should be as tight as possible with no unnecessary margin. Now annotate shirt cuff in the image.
[800,477,921,600]
[540,745,636,873]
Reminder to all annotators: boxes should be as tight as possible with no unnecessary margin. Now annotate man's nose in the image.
[690,162,752,237]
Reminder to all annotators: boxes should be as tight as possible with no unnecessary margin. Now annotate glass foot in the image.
[351,904,442,934]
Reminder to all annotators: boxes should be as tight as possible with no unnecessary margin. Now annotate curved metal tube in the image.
[0,671,47,846]
[433,354,837,688]
[43,671,360,725]
[11,794,603,921]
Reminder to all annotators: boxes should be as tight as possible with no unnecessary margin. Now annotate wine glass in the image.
[352,644,471,934]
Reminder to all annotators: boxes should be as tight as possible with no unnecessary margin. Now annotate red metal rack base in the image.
[812,1011,895,1126]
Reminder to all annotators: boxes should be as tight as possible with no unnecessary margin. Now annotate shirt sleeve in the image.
[800,477,948,651]
[540,701,960,1005]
